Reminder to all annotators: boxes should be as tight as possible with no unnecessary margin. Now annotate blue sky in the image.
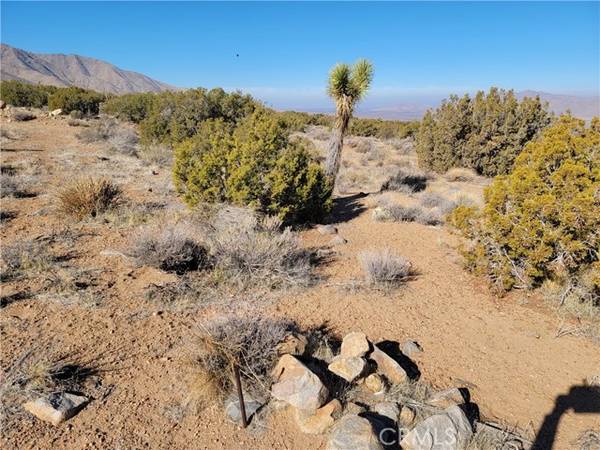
[1,1,599,113]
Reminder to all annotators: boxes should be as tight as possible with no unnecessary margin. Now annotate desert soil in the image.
[1,116,598,449]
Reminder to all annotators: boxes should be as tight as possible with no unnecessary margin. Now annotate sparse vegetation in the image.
[76,117,139,156]
[359,249,412,286]
[57,177,122,219]
[416,87,552,176]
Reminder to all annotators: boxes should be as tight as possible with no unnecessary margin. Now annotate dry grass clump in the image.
[192,315,296,404]
[444,167,478,182]
[381,167,429,193]
[348,138,373,154]
[1,240,54,281]
[57,177,122,220]
[373,204,421,222]
[359,249,412,286]
[386,137,414,154]
[207,207,312,288]
[305,125,331,141]
[129,222,208,274]
[139,144,173,165]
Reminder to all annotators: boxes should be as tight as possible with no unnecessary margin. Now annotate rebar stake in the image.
[233,364,248,428]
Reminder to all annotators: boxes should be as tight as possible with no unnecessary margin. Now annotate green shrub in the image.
[174,109,332,223]
[47,87,105,115]
[449,116,600,292]
[0,80,57,108]
[139,88,256,145]
[416,87,552,176]
[101,92,156,123]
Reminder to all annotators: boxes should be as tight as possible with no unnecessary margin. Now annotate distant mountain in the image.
[516,90,599,121]
[0,44,174,94]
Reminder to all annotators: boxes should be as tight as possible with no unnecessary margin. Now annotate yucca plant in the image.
[325,59,374,186]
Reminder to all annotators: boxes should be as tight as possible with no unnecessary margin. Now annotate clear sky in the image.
[1,1,599,113]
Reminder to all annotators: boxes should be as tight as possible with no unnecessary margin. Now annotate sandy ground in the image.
[1,116,598,449]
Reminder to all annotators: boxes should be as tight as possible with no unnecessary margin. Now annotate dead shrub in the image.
[57,177,122,219]
[11,111,36,122]
[77,117,139,156]
[0,173,36,198]
[444,167,478,182]
[1,240,54,281]
[129,222,208,274]
[381,167,429,193]
[207,207,311,287]
[193,315,296,403]
[386,137,414,154]
[139,144,172,165]
[359,249,412,286]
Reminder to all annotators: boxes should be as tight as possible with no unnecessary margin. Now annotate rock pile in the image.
[262,331,528,450]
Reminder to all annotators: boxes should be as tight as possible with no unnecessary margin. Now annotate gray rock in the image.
[327,414,384,450]
[369,345,408,385]
[271,354,328,411]
[295,399,342,434]
[373,401,399,422]
[428,387,468,409]
[400,405,473,450]
[328,356,366,382]
[401,340,423,357]
[224,393,262,424]
[341,332,371,358]
[23,392,89,425]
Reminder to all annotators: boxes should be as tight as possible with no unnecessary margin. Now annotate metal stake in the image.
[233,364,248,428]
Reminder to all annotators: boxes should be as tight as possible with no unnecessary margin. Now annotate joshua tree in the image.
[325,59,373,185]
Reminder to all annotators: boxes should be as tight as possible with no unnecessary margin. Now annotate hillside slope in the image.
[0,44,174,94]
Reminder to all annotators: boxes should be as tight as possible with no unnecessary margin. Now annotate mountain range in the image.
[1,44,173,94]
[1,44,598,120]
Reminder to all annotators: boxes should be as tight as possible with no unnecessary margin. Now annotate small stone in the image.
[364,373,386,394]
[373,402,399,422]
[345,402,366,415]
[369,345,408,385]
[399,405,416,425]
[428,387,468,409]
[277,333,308,356]
[330,235,348,246]
[317,224,338,235]
[400,405,473,450]
[224,393,262,424]
[295,399,342,434]
[341,332,370,358]
[401,340,423,357]
[271,354,329,411]
[327,414,383,450]
[328,356,366,382]
[49,108,63,117]
[0,100,6,109]
[23,392,88,426]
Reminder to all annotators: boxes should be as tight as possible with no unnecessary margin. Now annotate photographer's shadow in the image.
[532,385,600,450]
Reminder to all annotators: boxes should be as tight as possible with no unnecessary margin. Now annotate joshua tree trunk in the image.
[325,112,350,183]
